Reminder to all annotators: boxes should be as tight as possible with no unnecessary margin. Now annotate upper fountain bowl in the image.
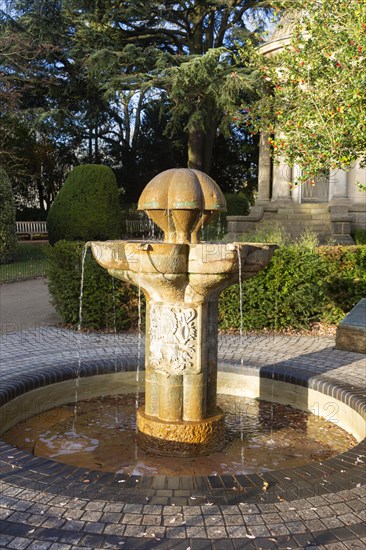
[137,168,226,244]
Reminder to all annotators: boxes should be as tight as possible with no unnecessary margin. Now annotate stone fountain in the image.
[90,168,276,456]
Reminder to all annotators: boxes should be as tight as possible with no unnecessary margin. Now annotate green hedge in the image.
[47,241,139,330]
[0,167,17,264]
[47,240,365,333]
[218,244,366,331]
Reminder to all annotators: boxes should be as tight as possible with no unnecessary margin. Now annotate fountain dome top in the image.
[137,168,226,244]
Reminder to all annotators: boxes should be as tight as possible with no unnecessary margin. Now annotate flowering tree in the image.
[241,0,366,187]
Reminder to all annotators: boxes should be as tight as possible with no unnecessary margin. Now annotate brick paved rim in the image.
[1,356,365,506]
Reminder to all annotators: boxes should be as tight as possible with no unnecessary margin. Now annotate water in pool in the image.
[3,394,356,476]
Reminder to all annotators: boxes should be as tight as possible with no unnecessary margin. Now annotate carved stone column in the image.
[271,157,292,201]
[257,133,272,202]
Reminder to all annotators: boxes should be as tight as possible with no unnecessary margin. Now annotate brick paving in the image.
[0,327,365,549]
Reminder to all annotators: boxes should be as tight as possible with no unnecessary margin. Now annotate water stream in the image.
[236,245,244,368]
[72,243,89,432]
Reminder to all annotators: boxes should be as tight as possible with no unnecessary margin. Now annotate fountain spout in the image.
[90,168,277,455]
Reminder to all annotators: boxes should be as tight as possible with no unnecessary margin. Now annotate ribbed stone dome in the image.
[138,168,226,244]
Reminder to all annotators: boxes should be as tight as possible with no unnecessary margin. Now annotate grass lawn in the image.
[0,242,50,283]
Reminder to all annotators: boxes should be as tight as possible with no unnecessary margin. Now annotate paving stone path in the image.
[0,328,365,549]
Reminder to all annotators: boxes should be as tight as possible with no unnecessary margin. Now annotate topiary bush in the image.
[47,241,141,330]
[0,167,17,264]
[47,164,121,245]
[225,192,250,216]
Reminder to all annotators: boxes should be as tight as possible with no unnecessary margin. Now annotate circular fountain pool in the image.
[3,392,356,477]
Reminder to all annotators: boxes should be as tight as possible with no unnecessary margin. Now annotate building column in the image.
[291,165,302,203]
[257,133,271,202]
[271,157,292,201]
[329,169,348,203]
[347,162,366,204]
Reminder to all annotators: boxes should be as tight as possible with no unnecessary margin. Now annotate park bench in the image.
[16,221,48,240]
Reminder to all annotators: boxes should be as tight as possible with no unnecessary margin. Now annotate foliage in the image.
[316,245,366,322]
[225,193,251,216]
[47,165,121,245]
[47,241,140,330]
[241,0,366,184]
[74,0,269,171]
[0,4,77,204]
[351,228,366,245]
[0,242,49,283]
[238,222,290,246]
[16,207,48,221]
[0,167,17,264]
[1,1,272,207]
[219,242,366,331]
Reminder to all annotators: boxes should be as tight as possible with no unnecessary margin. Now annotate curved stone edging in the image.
[1,355,365,506]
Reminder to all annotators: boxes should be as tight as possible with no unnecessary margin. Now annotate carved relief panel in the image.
[149,304,199,374]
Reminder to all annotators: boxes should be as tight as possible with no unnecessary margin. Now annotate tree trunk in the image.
[36,178,45,211]
[188,128,204,170]
[188,116,217,174]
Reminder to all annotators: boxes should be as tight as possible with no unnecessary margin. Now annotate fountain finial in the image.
[138,168,226,243]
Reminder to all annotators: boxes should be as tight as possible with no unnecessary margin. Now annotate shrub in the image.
[47,241,140,330]
[47,164,121,245]
[317,245,366,323]
[219,242,328,331]
[239,222,290,246]
[351,228,366,245]
[219,243,366,331]
[0,167,17,264]
[204,192,250,241]
[225,192,250,216]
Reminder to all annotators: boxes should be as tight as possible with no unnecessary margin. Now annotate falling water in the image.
[136,262,143,418]
[236,245,244,368]
[149,218,155,240]
[217,213,222,241]
[73,243,89,432]
[77,244,88,332]
[111,277,117,335]
[236,244,245,466]
[111,277,119,424]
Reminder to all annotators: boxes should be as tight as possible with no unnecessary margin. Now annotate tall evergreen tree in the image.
[67,0,270,172]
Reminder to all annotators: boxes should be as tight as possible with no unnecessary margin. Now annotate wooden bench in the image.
[16,221,48,240]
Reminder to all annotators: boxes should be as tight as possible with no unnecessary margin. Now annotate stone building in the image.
[227,17,366,244]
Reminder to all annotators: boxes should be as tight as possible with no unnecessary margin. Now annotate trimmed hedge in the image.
[47,240,366,333]
[47,241,139,330]
[218,244,366,331]
[0,167,17,264]
[47,164,121,245]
